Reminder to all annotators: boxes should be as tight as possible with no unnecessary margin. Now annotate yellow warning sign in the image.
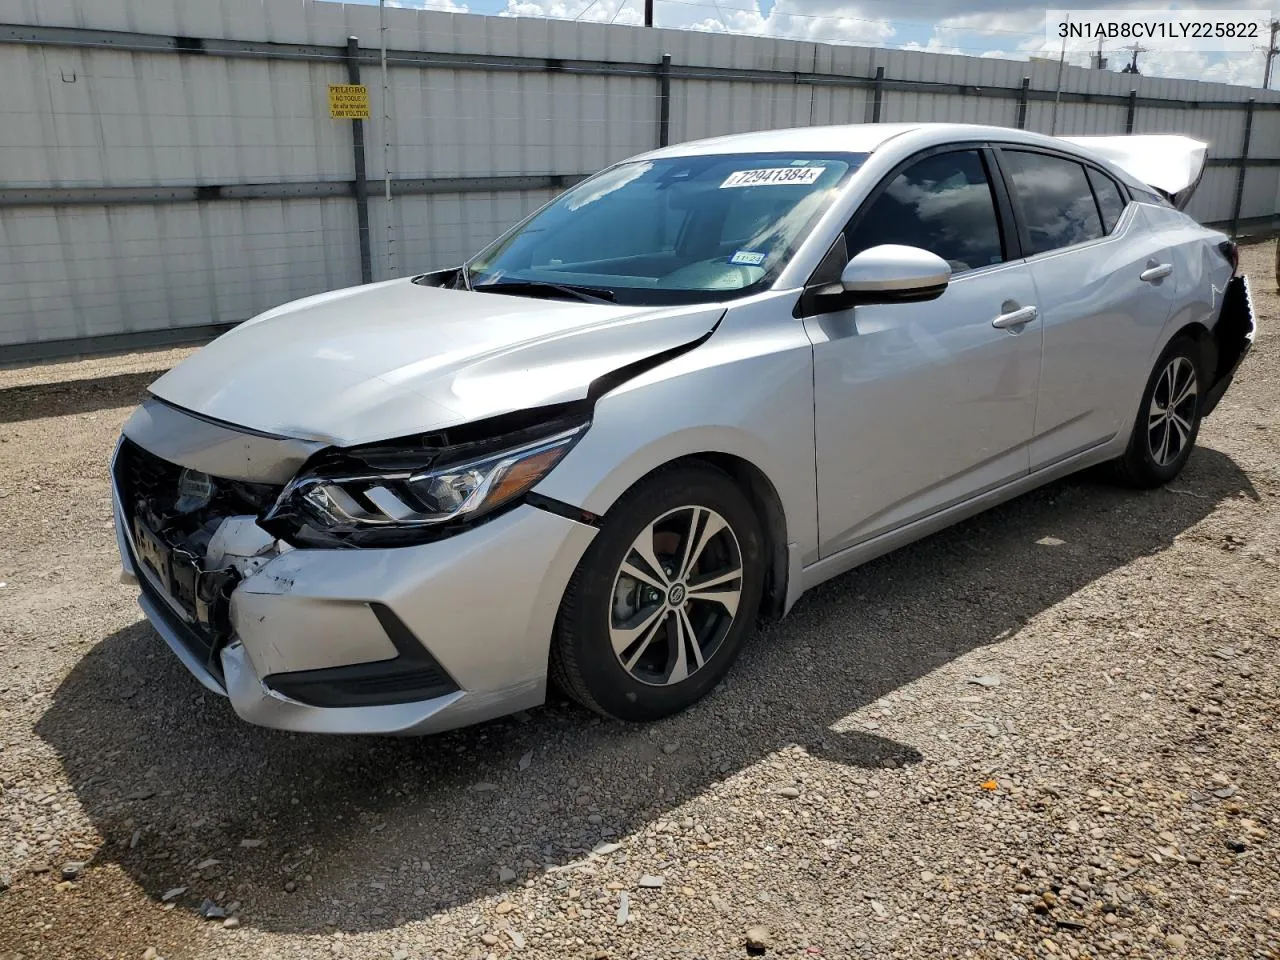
[328,83,370,119]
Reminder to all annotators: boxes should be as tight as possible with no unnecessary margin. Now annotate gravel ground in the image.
[1,245,1277,960]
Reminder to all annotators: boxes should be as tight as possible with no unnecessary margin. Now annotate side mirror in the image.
[839,244,951,304]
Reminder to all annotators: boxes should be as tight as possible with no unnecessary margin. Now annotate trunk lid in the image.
[1062,134,1208,210]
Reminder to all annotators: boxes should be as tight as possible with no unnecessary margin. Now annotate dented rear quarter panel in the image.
[1151,208,1235,345]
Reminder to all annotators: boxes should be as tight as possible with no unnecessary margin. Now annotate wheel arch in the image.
[669,452,790,622]
[578,448,794,623]
[1173,320,1218,381]
[1131,319,1216,425]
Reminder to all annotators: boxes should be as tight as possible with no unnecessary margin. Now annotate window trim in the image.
[794,141,1020,318]
[1085,165,1127,236]
[990,144,1132,260]
[838,141,1020,275]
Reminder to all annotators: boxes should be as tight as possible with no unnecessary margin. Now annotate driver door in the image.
[803,147,1043,558]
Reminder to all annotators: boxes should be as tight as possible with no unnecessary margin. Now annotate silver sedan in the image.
[111,122,1255,735]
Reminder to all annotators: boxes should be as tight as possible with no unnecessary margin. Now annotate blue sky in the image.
[341,0,1274,86]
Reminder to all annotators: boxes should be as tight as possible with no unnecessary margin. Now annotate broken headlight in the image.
[264,424,585,547]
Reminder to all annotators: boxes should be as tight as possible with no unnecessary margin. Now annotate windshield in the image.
[467,152,866,306]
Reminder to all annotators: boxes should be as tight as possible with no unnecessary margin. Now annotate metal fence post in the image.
[871,65,884,122]
[1230,97,1255,239]
[346,36,373,285]
[1016,77,1029,129]
[1125,89,1137,133]
[657,54,672,147]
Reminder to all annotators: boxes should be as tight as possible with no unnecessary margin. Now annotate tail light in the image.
[1218,239,1239,277]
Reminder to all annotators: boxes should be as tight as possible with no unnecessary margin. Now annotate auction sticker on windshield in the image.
[721,167,825,188]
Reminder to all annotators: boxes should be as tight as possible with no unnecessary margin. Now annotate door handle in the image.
[1140,263,1173,283]
[992,305,1038,329]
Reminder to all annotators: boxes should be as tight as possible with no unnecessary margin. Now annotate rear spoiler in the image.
[1060,135,1208,210]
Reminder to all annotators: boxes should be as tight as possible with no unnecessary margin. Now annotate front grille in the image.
[114,437,281,524]
[115,437,182,525]
[114,437,281,679]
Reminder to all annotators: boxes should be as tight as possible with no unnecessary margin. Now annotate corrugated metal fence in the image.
[3,0,1279,360]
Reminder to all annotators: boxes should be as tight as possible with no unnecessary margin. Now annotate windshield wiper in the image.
[473,280,616,305]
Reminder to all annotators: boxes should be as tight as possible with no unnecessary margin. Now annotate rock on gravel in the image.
[745,925,771,950]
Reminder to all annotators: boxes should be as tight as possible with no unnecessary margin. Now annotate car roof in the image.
[635,122,1109,165]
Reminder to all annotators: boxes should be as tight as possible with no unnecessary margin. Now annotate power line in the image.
[645,0,1045,40]
[641,0,1044,53]
[606,0,632,25]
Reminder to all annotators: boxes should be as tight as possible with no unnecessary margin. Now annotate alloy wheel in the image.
[1147,355,1198,467]
[608,505,743,687]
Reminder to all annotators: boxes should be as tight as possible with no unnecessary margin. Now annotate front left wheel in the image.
[550,465,766,722]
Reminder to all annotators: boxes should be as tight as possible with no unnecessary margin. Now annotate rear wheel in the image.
[1114,335,1205,488]
[550,465,765,721]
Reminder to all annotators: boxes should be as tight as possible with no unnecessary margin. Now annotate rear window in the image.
[1002,150,1105,256]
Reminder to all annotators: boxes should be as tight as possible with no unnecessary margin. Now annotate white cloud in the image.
[389,0,471,11]
[884,2,1272,82]
[391,0,1273,84]
[495,0,895,43]
[498,0,643,24]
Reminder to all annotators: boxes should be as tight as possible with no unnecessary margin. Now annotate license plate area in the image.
[132,515,201,621]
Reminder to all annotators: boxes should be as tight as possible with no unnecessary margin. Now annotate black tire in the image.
[550,464,766,722]
[1113,334,1207,488]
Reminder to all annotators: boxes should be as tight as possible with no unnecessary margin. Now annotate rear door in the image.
[805,147,1043,557]
[994,147,1178,469]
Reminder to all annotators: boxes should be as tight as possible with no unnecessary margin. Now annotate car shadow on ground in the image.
[32,446,1255,935]
[0,372,162,424]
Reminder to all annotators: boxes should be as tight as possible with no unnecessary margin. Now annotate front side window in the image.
[1002,150,1105,256]
[846,150,1005,274]
[468,152,865,306]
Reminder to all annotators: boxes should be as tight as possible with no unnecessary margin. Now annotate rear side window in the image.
[846,149,1005,273]
[1002,150,1104,256]
[1088,168,1127,234]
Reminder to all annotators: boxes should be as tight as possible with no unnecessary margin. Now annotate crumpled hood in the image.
[149,278,725,446]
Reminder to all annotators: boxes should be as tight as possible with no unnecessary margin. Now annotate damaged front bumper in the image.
[112,452,596,736]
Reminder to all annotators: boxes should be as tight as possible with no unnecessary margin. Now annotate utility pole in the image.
[644,0,653,26]
[1264,19,1279,89]
[379,0,396,280]
[1050,38,1066,134]
[1090,36,1108,70]
[1121,42,1147,74]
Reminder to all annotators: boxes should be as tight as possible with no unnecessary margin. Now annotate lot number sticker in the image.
[720,166,824,188]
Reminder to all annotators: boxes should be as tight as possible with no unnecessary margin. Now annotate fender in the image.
[533,292,821,573]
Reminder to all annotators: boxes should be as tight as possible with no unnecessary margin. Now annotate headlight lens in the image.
[265,425,584,547]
